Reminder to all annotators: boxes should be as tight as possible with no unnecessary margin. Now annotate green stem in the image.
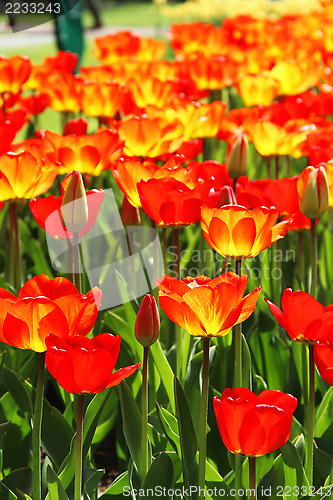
[306,344,315,487]
[310,220,317,298]
[198,338,210,499]
[73,232,81,292]
[302,343,309,432]
[173,229,183,382]
[249,457,257,500]
[234,258,243,500]
[234,258,242,387]
[32,352,45,500]
[141,346,149,479]
[74,394,85,500]
[9,202,22,290]
[298,231,305,288]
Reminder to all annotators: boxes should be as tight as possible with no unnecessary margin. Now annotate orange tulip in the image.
[0,55,32,94]
[94,31,165,63]
[0,274,101,352]
[44,128,123,176]
[43,74,83,113]
[157,273,261,337]
[0,151,58,203]
[79,81,123,119]
[201,205,291,259]
[118,115,184,158]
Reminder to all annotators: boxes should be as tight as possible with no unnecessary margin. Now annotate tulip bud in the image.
[121,196,141,226]
[64,118,88,136]
[226,131,249,179]
[135,294,160,347]
[61,171,88,233]
[297,165,329,219]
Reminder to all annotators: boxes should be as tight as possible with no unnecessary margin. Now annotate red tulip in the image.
[135,294,160,347]
[314,335,333,386]
[138,177,211,228]
[213,387,298,457]
[45,333,140,394]
[265,288,331,343]
[0,275,101,352]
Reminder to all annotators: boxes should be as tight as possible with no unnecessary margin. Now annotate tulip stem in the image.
[306,344,315,487]
[298,231,305,288]
[198,337,210,499]
[142,346,149,479]
[173,229,184,382]
[234,258,242,387]
[74,394,85,500]
[73,232,82,292]
[249,457,257,500]
[8,202,22,290]
[234,258,243,500]
[310,219,317,298]
[32,352,45,500]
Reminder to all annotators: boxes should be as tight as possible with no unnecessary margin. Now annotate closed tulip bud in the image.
[135,294,160,347]
[121,196,141,226]
[297,165,329,219]
[61,171,88,234]
[226,131,249,179]
[64,118,89,136]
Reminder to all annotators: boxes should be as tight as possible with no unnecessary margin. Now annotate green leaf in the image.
[315,386,333,437]
[98,471,129,498]
[46,466,69,500]
[117,380,146,479]
[150,340,175,414]
[83,468,105,500]
[0,421,11,450]
[174,376,198,497]
[1,367,33,418]
[280,441,309,489]
[0,483,17,500]
[83,390,112,456]
[41,402,74,469]
[1,468,32,496]
[155,402,180,456]
[142,453,174,499]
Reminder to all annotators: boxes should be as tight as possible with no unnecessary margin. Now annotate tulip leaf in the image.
[314,448,333,489]
[0,468,32,496]
[118,380,148,480]
[41,402,74,469]
[0,392,32,472]
[46,466,69,500]
[1,367,33,418]
[142,452,174,498]
[150,340,175,414]
[83,467,105,500]
[98,471,129,498]
[315,386,333,437]
[281,441,309,489]
[0,484,17,500]
[174,376,199,497]
[155,402,181,456]
[0,421,11,450]
[83,389,112,456]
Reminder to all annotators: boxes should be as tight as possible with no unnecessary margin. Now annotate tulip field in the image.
[1,0,333,498]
